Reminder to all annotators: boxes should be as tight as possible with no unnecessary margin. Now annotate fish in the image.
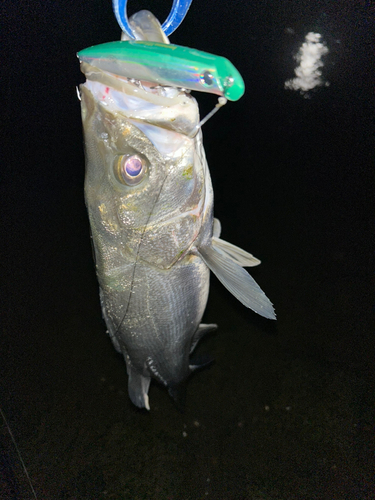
[78,10,275,410]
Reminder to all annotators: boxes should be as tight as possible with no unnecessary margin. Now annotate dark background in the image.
[1,0,374,498]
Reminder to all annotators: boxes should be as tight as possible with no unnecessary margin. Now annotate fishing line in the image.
[109,2,196,341]
[0,406,38,500]
[189,97,227,138]
[111,95,225,338]
[112,155,173,341]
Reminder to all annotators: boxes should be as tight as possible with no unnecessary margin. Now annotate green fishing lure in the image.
[78,40,244,101]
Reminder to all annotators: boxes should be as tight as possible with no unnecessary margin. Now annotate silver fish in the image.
[78,11,275,410]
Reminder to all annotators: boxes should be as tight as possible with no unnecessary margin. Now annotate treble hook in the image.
[113,0,193,38]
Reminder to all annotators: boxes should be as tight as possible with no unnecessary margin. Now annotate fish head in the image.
[80,68,210,272]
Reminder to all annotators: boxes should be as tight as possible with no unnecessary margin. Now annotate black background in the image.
[1,0,374,498]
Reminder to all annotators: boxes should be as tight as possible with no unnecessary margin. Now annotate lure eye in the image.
[224,76,234,88]
[200,70,214,87]
[115,154,147,186]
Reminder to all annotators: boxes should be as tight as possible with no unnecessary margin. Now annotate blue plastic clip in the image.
[113,0,193,38]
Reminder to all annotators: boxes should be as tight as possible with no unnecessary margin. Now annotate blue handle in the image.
[113,0,193,38]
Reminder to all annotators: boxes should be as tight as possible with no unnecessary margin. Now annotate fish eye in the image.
[200,70,214,86]
[115,154,147,186]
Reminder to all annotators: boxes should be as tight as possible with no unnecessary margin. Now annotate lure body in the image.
[78,40,245,101]
[79,11,274,410]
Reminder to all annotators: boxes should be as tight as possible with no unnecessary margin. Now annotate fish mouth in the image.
[80,61,194,105]
[80,62,200,136]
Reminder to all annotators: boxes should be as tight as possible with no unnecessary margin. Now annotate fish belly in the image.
[100,253,210,395]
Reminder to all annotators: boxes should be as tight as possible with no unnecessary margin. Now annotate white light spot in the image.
[285,32,329,94]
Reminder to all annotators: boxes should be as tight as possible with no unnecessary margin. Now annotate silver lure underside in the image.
[79,11,275,410]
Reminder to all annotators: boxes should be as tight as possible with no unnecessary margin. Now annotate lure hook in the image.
[113,0,193,38]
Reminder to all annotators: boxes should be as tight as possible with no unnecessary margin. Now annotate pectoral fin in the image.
[198,245,276,320]
[212,237,261,267]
